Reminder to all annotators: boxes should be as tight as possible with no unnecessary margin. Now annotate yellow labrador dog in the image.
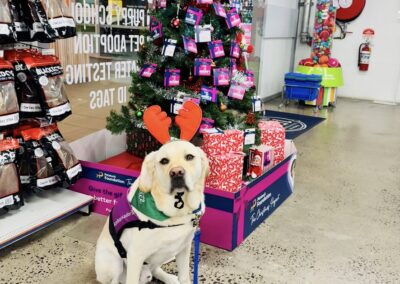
[95,140,209,284]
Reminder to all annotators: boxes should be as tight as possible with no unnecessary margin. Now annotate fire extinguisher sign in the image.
[362,28,375,41]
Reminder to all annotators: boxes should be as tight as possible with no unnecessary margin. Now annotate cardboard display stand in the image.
[70,130,296,251]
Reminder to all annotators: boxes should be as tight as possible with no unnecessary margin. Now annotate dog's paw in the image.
[163,274,180,284]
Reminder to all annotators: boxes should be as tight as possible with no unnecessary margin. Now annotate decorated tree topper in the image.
[143,101,202,144]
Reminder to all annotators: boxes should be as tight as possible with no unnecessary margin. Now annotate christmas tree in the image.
[106,0,261,151]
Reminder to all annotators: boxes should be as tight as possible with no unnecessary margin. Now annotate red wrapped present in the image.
[206,153,244,192]
[258,121,285,165]
[202,129,244,157]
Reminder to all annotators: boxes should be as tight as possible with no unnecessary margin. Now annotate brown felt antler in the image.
[143,105,172,144]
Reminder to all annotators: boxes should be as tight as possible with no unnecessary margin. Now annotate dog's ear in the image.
[198,147,210,182]
[139,151,156,193]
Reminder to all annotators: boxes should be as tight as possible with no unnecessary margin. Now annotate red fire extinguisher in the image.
[358,43,371,71]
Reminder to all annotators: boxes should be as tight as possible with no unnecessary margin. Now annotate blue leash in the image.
[193,230,201,284]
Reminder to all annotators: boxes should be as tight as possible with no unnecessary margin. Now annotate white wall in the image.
[295,0,400,103]
[258,0,298,99]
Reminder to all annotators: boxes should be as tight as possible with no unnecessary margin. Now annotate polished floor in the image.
[1,98,400,284]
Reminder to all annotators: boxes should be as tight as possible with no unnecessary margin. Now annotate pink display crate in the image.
[70,131,296,251]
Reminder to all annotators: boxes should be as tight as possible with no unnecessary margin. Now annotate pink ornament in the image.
[328,58,340,68]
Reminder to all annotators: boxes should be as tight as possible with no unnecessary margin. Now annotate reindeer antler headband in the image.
[143,101,202,144]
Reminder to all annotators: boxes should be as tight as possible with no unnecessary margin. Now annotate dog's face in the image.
[138,140,209,217]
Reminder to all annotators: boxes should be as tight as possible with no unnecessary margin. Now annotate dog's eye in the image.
[185,154,195,161]
[160,158,169,165]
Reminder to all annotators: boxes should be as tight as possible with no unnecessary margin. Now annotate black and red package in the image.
[13,121,40,193]
[38,124,82,185]
[23,54,72,121]
[0,138,23,215]
[0,58,20,129]
[0,0,15,44]
[7,0,32,42]
[21,127,62,191]
[4,49,45,118]
[28,0,76,40]
[21,0,53,42]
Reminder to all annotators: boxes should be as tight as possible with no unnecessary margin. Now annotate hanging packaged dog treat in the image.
[0,138,23,214]
[21,127,62,191]
[8,0,31,42]
[29,0,76,40]
[4,49,45,118]
[24,54,72,121]
[38,124,82,185]
[0,0,15,44]
[194,25,212,43]
[0,58,20,129]
[21,0,50,42]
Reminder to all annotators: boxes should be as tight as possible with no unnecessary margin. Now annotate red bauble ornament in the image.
[188,75,194,82]
[236,33,243,43]
[247,44,254,53]
[170,18,181,28]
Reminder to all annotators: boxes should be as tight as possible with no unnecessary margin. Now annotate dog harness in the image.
[109,190,201,258]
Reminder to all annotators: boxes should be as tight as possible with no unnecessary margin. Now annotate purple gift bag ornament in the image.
[226,8,241,29]
[208,40,225,59]
[164,69,181,87]
[185,6,203,26]
[213,3,227,18]
[213,68,230,86]
[139,63,157,78]
[200,118,215,133]
[194,58,212,76]
[182,36,198,54]
[200,85,218,102]
[230,41,240,58]
[228,83,246,100]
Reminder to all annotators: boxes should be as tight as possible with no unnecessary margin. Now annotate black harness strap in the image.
[109,209,185,259]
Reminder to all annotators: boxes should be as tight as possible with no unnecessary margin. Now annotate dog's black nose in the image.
[170,167,185,177]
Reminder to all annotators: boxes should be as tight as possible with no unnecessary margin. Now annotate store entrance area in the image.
[1,98,399,284]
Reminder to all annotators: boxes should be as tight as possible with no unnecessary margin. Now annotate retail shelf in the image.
[0,189,93,250]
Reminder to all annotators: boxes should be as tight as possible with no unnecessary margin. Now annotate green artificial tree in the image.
[106,0,261,153]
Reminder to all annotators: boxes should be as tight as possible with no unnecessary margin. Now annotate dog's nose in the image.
[170,167,185,177]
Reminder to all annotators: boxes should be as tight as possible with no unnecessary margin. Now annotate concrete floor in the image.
[1,98,400,284]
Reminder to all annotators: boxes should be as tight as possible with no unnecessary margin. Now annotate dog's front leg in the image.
[176,243,192,284]
[126,251,144,284]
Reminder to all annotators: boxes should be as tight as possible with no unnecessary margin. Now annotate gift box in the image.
[185,6,203,26]
[162,38,177,57]
[230,41,240,58]
[202,129,244,157]
[244,70,255,88]
[150,17,163,40]
[208,40,225,59]
[158,0,166,8]
[194,58,212,76]
[199,118,215,133]
[194,25,212,43]
[230,59,237,75]
[258,121,285,165]
[230,0,241,12]
[227,83,246,100]
[213,3,227,18]
[200,85,217,102]
[164,69,180,87]
[226,8,241,29]
[247,145,274,179]
[252,96,262,112]
[197,0,213,4]
[206,153,244,192]
[139,63,157,78]
[213,68,230,86]
[182,36,198,54]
